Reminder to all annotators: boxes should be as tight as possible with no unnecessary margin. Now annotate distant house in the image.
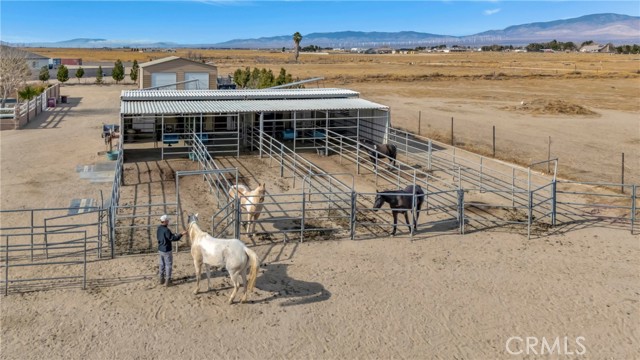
[138,56,218,90]
[579,43,616,53]
[0,46,49,72]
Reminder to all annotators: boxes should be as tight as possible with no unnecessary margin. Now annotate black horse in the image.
[373,185,424,236]
[360,141,397,170]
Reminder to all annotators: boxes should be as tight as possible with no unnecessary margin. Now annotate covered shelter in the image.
[119,88,390,159]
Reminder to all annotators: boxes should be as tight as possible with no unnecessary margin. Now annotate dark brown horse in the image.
[360,141,397,170]
[373,185,424,236]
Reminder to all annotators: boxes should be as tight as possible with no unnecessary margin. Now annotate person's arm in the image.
[170,230,187,242]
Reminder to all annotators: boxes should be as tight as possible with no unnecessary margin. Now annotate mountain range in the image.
[7,13,639,49]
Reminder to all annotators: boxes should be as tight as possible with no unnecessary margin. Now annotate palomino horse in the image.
[373,185,424,236]
[187,213,259,304]
[228,183,266,238]
[360,140,397,170]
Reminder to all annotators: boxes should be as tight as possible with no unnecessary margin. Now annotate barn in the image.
[119,88,390,159]
[138,56,218,90]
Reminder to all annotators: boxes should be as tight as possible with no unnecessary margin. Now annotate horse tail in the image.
[244,247,259,293]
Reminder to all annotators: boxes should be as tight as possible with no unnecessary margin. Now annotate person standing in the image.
[157,214,187,287]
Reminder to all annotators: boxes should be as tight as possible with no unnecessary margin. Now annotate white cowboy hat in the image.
[160,214,169,222]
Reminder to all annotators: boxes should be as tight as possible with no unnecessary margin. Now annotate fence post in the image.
[480,157,483,191]
[512,168,516,208]
[410,171,417,240]
[30,210,34,262]
[83,231,87,290]
[451,117,454,145]
[492,125,496,157]
[457,189,465,234]
[356,143,360,175]
[621,152,625,194]
[350,191,357,240]
[5,235,9,296]
[405,132,409,159]
[552,180,557,226]
[631,185,636,235]
[427,139,432,171]
[279,143,284,178]
[300,193,306,243]
[235,195,242,239]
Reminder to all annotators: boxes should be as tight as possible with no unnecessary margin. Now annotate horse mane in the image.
[188,220,207,244]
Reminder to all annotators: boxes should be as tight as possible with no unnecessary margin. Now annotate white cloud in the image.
[483,8,501,15]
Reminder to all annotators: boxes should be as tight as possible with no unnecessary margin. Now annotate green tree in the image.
[112,59,125,84]
[275,68,287,85]
[130,60,139,83]
[96,65,103,84]
[57,65,69,84]
[75,67,85,83]
[17,85,38,101]
[580,40,594,47]
[39,66,50,83]
[292,32,303,62]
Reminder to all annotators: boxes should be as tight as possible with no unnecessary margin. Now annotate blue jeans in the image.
[158,251,173,280]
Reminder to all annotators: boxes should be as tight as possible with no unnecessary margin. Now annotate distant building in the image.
[0,46,49,71]
[579,43,616,53]
[138,56,218,90]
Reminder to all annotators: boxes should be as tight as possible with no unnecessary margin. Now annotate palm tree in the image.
[292,32,303,62]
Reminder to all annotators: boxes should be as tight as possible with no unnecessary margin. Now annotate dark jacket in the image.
[157,225,182,252]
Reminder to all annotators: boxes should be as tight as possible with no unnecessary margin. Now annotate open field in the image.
[1,51,639,358]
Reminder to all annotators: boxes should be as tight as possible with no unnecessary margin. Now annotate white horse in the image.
[188,213,259,304]
[228,183,266,238]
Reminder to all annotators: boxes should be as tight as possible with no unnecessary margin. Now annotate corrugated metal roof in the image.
[121,88,360,101]
[121,98,388,115]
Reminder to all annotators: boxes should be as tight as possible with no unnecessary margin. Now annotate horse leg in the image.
[404,211,412,232]
[240,267,249,303]
[391,211,398,236]
[193,259,202,295]
[228,271,241,304]
[205,263,211,292]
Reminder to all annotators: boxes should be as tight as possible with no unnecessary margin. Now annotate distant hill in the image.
[6,13,639,49]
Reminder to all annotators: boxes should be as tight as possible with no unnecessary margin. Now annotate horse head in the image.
[187,213,199,227]
[373,190,384,211]
[257,183,266,203]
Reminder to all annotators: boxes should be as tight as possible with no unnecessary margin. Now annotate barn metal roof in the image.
[121,88,360,101]
[121,98,388,115]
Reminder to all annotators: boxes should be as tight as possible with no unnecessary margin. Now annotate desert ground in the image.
[0,51,639,359]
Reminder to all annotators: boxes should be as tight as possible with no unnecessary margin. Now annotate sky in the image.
[1,1,639,44]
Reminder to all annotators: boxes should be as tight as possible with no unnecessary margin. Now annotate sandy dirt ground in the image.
[0,82,638,359]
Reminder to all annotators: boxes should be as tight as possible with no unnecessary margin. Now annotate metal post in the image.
[300,193,306,243]
[451,117,454,146]
[492,125,496,157]
[30,210,34,262]
[235,195,242,239]
[512,167,516,207]
[259,112,264,158]
[622,152,625,193]
[405,132,409,159]
[457,189,465,234]
[350,191,357,240]
[427,139,432,171]
[528,168,532,240]
[83,231,87,290]
[339,136,343,165]
[480,157,483,191]
[548,136,551,173]
[418,110,421,135]
[425,181,430,215]
[411,170,417,239]
[4,235,9,296]
[457,165,461,189]
[279,143,284,177]
[631,185,636,234]
[356,112,360,175]
[552,180,557,226]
